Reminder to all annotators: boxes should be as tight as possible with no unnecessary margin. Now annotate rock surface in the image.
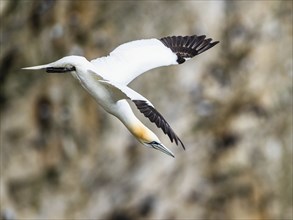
[0,1,292,219]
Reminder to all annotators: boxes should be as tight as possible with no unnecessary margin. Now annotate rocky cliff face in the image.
[1,1,292,219]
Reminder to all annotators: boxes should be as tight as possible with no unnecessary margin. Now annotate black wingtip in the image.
[180,139,186,150]
[159,35,219,64]
[133,100,185,150]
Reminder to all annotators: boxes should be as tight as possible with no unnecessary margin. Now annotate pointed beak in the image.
[150,142,175,158]
[22,64,51,70]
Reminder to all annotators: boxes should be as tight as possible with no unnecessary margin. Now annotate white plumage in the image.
[23,35,219,157]
[91,39,178,85]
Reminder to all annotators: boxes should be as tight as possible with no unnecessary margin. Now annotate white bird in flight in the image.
[23,35,219,157]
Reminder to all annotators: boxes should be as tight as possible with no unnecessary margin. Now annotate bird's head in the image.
[131,125,175,158]
[22,55,88,73]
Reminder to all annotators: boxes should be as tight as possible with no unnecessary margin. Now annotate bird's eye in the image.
[148,141,160,145]
[65,65,76,71]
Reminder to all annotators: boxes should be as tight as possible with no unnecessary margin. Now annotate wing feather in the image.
[91,35,219,85]
[91,39,177,85]
[133,100,185,149]
[160,35,219,64]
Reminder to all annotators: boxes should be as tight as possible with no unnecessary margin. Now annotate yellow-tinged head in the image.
[130,125,174,157]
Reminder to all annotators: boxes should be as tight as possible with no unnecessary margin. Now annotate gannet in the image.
[23,35,219,157]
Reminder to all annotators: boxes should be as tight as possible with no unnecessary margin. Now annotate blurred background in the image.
[0,1,292,219]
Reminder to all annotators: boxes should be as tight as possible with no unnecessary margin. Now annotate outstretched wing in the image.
[98,79,185,149]
[91,35,219,85]
[132,100,185,149]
